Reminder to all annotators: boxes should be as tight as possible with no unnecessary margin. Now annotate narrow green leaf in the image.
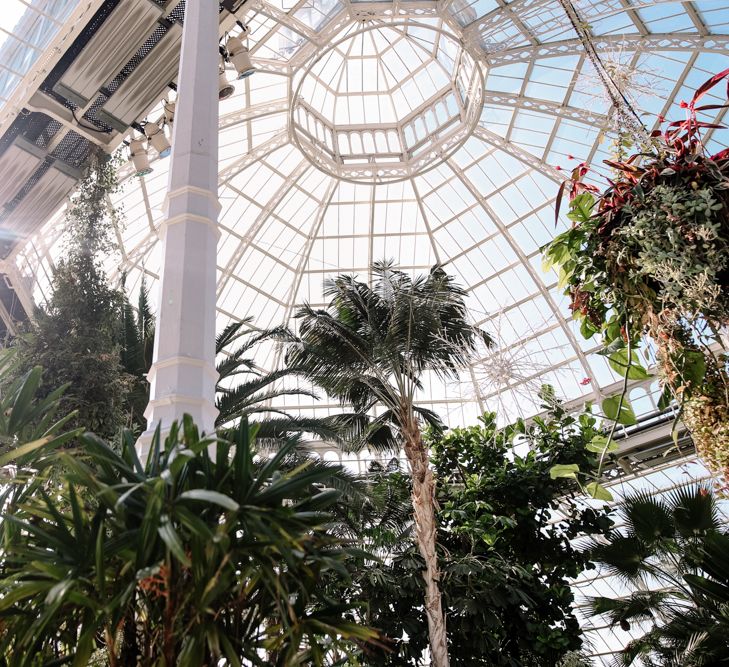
[0,435,51,467]
[72,626,96,667]
[158,517,190,566]
[7,366,42,433]
[96,519,105,595]
[178,489,239,511]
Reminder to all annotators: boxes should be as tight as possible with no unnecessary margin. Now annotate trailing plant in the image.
[586,484,729,666]
[7,150,137,439]
[287,261,493,667]
[543,68,729,485]
[0,417,380,666]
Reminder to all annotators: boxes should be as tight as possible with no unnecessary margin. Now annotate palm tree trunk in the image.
[402,418,450,667]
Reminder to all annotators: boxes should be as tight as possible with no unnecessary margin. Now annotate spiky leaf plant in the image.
[0,417,380,666]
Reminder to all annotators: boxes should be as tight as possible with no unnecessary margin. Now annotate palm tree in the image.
[119,275,155,431]
[286,261,493,667]
[586,484,729,666]
[215,317,376,449]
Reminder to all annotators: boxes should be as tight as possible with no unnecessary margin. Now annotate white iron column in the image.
[139,0,220,452]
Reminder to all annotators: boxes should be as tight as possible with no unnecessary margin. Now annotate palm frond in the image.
[668,484,719,537]
[621,491,675,546]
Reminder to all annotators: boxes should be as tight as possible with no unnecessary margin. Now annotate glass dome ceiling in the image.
[14,0,729,426]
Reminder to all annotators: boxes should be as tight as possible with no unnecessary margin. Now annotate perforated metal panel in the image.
[0,164,78,258]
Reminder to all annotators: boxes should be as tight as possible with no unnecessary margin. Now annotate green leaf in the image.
[72,626,96,667]
[0,435,51,467]
[605,318,622,344]
[158,517,190,566]
[586,482,613,501]
[580,317,598,340]
[586,435,618,454]
[602,395,637,426]
[680,350,706,386]
[607,348,651,380]
[550,463,580,480]
[566,193,595,224]
[7,366,42,433]
[657,385,673,411]
[178,489,240,512]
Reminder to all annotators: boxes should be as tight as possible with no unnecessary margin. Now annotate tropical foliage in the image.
[287,261,492,667]
[336,398,612,666]
[214,317,359,447]
[587,484,729,666]
[3,151,144,439]
[543,68,729,485]
[119,275,155,432]
[0,418,379,666]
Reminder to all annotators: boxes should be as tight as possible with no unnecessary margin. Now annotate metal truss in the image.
[216,158,311,299]
[486,33,729,67]
[443,156,602,402]
[473,126,565,182]
[481,92,607,126]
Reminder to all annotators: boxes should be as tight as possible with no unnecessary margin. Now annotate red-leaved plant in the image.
[544,68,729,488]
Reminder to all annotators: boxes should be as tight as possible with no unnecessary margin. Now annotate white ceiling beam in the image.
[483,91,607,127]
[218,130,290,185]
[218,98,290,132]
[216,158,311,298]
[473,126,565,182]
[444,157,601,402]
[485,33,729,67]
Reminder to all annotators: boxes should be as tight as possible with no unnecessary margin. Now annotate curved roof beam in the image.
[442,157,601,402]
[216,158,311,299]
[218,130,291,185]
[482,92,607,127]
[473,126,565,182]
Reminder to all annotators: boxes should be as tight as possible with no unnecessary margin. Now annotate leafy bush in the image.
[0,418,379,666]
[337,400,612,666]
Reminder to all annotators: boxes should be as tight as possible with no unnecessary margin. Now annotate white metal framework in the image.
[10,0,729,428]
[2,0,729,662]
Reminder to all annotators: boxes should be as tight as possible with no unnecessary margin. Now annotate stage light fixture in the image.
[163,99,175,124]
[219,71,235,100]
[226,36,256,79]
[145,122,171,158]
[129,138,153,176]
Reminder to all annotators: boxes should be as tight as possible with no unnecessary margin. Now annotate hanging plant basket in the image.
[544,68,729,488]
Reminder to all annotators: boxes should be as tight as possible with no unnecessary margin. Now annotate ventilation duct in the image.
[97,23,183,133]
[53,0,164,107]
[0,138,45,207]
